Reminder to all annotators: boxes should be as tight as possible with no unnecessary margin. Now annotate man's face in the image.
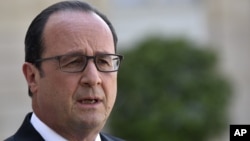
[32,11,117,132]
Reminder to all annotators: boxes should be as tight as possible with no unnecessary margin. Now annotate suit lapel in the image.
[100,133,124,141]
[13,112,44,141]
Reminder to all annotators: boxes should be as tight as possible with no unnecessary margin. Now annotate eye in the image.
[97,58,111,66]
[60,55,85,68]
[96,55,114,67]
[95,55,122,71]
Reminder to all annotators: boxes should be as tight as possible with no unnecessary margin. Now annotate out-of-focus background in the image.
[0,0,249,140]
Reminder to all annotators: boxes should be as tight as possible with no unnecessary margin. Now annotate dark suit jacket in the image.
[4,113,124,141]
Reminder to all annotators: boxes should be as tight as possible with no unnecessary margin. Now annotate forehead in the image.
[45,10,107,30]
[42,10,114,55]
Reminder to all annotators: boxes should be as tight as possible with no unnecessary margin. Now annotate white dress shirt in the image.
[31,113,101,141]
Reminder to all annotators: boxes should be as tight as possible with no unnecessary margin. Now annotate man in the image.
[5,1,124,141]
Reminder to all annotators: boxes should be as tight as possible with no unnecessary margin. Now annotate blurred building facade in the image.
[206,0,250,140]
[0,0,249,140]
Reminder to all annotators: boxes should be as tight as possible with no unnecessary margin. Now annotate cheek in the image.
[103,74,117,107]
[40,73,79,103]
[37,74,80,117]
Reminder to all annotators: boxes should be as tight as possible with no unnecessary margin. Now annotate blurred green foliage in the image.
[110,37,231,141]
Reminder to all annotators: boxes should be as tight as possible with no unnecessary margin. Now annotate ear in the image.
[22,62,40,95]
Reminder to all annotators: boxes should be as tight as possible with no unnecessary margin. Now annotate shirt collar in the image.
[31,113,101,141]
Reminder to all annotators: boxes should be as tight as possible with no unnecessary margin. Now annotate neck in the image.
[56,127,100,141]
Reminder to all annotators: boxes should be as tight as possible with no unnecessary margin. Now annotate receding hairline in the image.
[44,9,110,28]
[41,10,114,53]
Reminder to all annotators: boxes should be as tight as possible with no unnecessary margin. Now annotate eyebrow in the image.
[95,51,114,55]
[64,50,114,56]
[64,51,85,56]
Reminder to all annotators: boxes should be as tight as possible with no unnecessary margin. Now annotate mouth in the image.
[78,98,101,105]
[80,99,99,104]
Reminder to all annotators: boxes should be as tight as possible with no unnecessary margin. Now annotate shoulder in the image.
[4,113,44,141]
[4,136,14,141]
[100,132,125,141]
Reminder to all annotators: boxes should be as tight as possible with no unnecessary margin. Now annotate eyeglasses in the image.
[35,53,123,73]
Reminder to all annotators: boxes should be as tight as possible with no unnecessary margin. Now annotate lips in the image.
[80,99,99,104]
[77,97,102,105]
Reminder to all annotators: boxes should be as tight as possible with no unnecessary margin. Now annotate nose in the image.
[79,60,102,87]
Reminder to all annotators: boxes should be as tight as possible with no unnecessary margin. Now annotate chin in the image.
[76,113,107,130]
